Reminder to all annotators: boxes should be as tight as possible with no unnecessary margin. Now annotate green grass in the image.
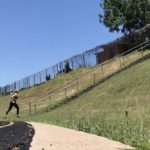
[0,52,150,149]
[0,66,92,113]
[26,58,150,150]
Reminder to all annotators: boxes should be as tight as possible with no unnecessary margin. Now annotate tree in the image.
[99,0,150,35]
[46,74,51,81]
[64,60,72,73]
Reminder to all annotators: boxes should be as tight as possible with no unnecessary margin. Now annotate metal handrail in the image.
[30,41,150,105]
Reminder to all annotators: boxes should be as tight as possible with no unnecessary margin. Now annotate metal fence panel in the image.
[2,41,149,94]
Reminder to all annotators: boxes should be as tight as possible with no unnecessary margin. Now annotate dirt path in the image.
[29,122,135,150]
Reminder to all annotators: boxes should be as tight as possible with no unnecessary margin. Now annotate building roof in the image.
[100,36,124,48]
[100,24,150,48]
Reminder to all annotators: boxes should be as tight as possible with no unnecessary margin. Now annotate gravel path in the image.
[0,121,34,150]
[29,122,135,150]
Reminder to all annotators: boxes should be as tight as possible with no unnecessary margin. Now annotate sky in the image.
[0,0,122,86]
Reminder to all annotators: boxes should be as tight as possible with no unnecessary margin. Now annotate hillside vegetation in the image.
[0,50,150,149]
[23,58,150,149]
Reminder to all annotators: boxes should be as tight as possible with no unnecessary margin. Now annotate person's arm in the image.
[11,93,18,100]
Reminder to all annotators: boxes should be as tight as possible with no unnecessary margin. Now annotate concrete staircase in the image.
[29,41,150,115]
[49,52,150,110]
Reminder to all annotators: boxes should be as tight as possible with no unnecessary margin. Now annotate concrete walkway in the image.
[29,122,135,150]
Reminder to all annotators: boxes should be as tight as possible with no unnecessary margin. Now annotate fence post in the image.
[83,53,86,67]
[23,78,24,88]
[19,80,20,90]
[76,78,79,94]
[29,102,31,115]
[24,78,26,88]
[53,66,55,78]
[11,84,13,91]
[119,58,122,69]
[49,93,51,109]
[28,77,30,87]
[46,68,48,77]
[56,64,59,74]
[34,104,36,114]
[101,64,104,78]
[71,59,74,70]
[122,56,125,67]
[64,88,67,99]
[141,47,144,57]
[39,72,41,84]
[34,74,36,85]
[59,63,62,76]
[93,73,96,84]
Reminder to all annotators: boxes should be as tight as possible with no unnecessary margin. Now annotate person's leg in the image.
[4,102,14,118]
[6,102,14,115]
[13,103,20,117]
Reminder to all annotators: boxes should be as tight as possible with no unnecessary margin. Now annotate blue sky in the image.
[0,0,122,86]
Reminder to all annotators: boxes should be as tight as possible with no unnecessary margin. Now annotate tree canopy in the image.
[99,0,150,35]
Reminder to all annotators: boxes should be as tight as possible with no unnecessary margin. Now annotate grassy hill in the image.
[0,51,150,149]
[0,66,91,113]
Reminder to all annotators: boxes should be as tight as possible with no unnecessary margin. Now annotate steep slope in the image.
[0,50,150,149]
[24,58,150,150]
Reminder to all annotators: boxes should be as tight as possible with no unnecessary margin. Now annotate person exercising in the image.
[4,89,20,118]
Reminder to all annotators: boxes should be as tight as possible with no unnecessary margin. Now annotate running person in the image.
[4,89,20,118]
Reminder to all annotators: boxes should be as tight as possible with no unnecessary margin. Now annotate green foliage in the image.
[45,74,51,81]
[64,60,72,73]
[23,58,150,150]
[99,0,150,35]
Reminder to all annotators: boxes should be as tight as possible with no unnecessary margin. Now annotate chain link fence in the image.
[28,41,150,115]
[0,45,102,94]
[1,23,150,95]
